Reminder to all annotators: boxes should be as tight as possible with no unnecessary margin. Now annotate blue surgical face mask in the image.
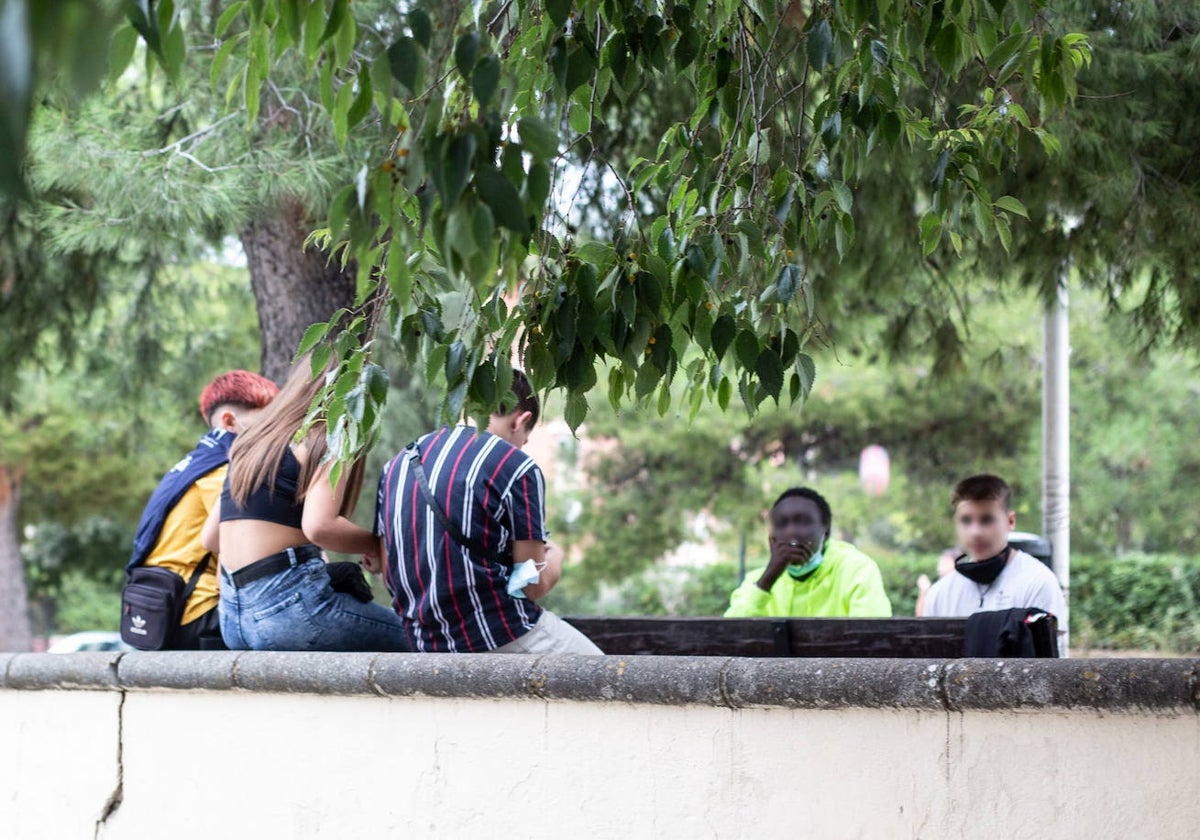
[507,559,541,599]
[786,539,827,580]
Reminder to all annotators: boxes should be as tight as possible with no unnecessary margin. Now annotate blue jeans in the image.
[219,553,408,652]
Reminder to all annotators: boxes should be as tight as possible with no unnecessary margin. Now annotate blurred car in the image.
[46,631,134,653]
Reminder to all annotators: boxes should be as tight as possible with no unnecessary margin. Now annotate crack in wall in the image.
[716,658,735,709]
[93,690,125,840]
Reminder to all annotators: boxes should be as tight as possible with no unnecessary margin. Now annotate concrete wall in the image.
[2,653,1198,839]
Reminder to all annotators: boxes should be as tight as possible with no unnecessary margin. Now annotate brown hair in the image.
[951,474,1012,511]
[227,356,345,509]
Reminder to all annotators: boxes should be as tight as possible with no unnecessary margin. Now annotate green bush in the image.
[1070,554,1200,653]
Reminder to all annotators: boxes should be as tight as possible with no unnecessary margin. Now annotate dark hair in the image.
[771,487,832,532]
[951,473,1012,511]
[497,369,540,431]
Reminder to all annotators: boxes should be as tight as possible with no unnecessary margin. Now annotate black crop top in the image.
[220,446,305,529]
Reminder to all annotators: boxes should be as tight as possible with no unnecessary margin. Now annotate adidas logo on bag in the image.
[130,615,148,635]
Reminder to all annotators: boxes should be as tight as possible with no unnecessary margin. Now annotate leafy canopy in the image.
[6,2,1089,471]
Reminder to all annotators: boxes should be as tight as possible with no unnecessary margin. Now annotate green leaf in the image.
[821,112,842,148]
[635,360,662,399]
[108,24,139,83]
[777,265,801,303]
[934,24,960,75]
[527,161,551,210]
[471,360,498,408]
[472,55,500,107]
[715,47,732,87]
[304,0,325,60]
[920,211,942,256]
[296,322,331,357]
[215,2,245,37]
[649,324,671,372]
[831,181,853,214]
[717,376,732,410]
[675,26,701,71]
[345,384,365,423]
[796,353,816,398]
[734,329,760,370]
[437,133,477,210]
[607,365,624,412]
[409,8,432,49]
[471,202,496,257]
[210,32,243,89]
[546,0,572,28]
[637,271,664,315]
[310,343,332,376]
[446,340,467,383]
[987,31,1028,74]
[320,0,348,45]
[454,32,480,79]
[994,195,1029,219]
[518,116,559,161]
[756,348,783,402]
[618,281,637,326]
[128,0,162,57]
[564,392,589,434]
[364,363,389,403]
[346,71,373,130]
[656,382,672,417]
[807,19,833,72]
[474,167,530,235]
[995,214,1013,253]
[388,37,422,94]
[780,329,799,366]
[711,315,736,360]
[565,44,596,95]
[446,378,469,421]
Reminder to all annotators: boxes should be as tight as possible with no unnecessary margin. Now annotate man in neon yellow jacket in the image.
[725,487,892,617]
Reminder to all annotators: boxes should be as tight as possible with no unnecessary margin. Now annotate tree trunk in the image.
[240,198,357,384]
[0,464,33,652]
[1116,510,1132,555]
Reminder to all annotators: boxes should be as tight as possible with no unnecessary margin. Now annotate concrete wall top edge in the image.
[1,652,1196,712]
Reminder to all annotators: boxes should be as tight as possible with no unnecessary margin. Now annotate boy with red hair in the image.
[126,370,278,649]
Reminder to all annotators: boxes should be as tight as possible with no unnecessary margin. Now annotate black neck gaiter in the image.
[954,547,1010,585]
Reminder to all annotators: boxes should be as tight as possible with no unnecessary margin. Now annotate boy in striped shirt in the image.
[375,372,600,654]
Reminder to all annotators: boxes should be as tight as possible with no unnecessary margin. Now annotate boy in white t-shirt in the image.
[923,474,1067,652]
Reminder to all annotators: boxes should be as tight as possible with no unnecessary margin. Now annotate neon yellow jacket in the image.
[724,539,893,618]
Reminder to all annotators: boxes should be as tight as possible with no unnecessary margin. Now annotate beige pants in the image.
[492,609,602,655]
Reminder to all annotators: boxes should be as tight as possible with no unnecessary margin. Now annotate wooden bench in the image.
[563,616,968,658]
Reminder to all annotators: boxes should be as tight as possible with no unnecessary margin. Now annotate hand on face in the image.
[767,534,816,574]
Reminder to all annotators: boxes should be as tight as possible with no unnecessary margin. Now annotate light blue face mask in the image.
[507,559,541,599]
[786,543,826,580]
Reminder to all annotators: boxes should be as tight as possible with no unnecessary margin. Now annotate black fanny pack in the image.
[120,554,211,651]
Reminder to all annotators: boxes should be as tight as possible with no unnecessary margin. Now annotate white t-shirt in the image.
[924,549,1068,636]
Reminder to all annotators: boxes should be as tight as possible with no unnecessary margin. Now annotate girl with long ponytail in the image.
[202,357,407,651]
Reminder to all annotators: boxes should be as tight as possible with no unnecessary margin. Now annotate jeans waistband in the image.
[223,544,323,589]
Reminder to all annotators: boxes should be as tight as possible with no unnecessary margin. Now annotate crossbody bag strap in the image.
[406,445,496,561]
[180,553,212,607]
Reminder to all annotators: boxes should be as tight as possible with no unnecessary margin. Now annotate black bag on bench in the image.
[120,554,211,651]
[964,607,1060,658]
